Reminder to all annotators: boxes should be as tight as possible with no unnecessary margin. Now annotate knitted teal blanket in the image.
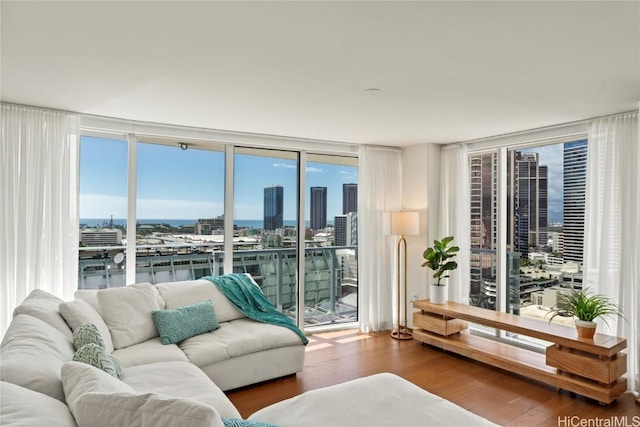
[202,274,308,345]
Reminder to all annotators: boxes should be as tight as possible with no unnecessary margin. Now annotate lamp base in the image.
[391,330,413,340]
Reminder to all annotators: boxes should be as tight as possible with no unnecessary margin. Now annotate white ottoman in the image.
[248,373,498,427]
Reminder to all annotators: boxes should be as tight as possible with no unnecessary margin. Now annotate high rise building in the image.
[310,187,327,230]
[563,139,588,264]
[334,212,357,246]
[342,183,357,214]
[264,186,283,230]
[509,151,548,258]
[469,153,498,296]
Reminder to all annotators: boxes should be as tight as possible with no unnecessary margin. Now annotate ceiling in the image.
[2,1,639,147]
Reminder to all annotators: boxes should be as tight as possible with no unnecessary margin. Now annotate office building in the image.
[509,151,548,258]
[310,187,327,230]
[264,186,284,230]
[343,183,357,214]
[563,140,588,264]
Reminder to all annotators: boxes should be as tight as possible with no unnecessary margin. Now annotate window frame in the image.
[78,116,360,332]
[467,126,589,348]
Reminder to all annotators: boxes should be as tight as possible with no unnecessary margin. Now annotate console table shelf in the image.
[412,300,627,404]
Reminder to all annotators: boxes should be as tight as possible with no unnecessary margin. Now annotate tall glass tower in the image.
[563,139,588,264]
[342,183,358,214]
[310,186,327,230]
[263,186,283,230]
[509,151,548,258]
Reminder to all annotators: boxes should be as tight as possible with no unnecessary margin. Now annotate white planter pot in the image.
[430,284,447,304]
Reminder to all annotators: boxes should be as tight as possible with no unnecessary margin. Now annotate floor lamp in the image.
[389,211,419,340]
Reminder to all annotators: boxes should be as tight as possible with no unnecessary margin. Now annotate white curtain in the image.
[584,111,639,394]
[1,104,80,337]
[437,144,471,303]
[358,145,402,333]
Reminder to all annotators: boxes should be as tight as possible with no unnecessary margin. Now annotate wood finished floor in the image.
[226,329,639,426]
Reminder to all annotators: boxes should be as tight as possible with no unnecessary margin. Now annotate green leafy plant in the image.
[547,288,624,326]
[421,236,459,286]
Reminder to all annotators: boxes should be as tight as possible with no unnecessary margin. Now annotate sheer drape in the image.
[437,144,471,303]
[357,145,402,333]
[584,111,639,394]
[1,104,79,337]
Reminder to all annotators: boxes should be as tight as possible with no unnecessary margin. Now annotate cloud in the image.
[305,166,323,173]
[272,163,296,169]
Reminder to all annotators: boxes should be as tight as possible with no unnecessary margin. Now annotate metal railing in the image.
[78,245,358,327]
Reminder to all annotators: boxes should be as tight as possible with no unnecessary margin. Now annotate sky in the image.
[79,136,358,221]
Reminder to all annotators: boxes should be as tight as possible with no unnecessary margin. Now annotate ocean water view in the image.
[80,218,318,228]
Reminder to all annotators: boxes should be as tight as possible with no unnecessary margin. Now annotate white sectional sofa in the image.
[0,277,498,427]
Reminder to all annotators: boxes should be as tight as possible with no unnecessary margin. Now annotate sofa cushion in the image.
[13,289,73,340]
[97,283,162,349]
[152,300,220,345]
[60,298,115,353]
[111,337,189,368]
[73,392,223,427]
[73,289,101,311]
[0,314,75,402]
[0,381,78,427]
[122,361,241,419]
[156,279,245,323]
[61,361,134,415]
[73,343,124,379]
[179,318,303,367]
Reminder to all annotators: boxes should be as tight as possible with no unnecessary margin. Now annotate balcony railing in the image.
[79,245,358,327]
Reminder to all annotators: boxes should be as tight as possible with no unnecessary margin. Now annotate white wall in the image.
[401,143,441,327]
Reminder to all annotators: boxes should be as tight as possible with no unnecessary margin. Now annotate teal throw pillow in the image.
[152,300,220,345]
[73,323,105,350]
[222,419,281,427]
[73,343,124,379]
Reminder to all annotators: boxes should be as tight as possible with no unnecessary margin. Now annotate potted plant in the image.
[422,236,459,304]
[547,288,624,339]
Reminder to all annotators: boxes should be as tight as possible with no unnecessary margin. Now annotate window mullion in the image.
[126,133,138,285]
[296,151,306,330]
[223,145,234,274]
[496,147,508,314]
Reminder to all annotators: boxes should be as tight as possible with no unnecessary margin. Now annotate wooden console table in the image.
[412,300,627,404]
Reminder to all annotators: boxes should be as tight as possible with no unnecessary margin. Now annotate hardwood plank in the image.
[226,330,638,423]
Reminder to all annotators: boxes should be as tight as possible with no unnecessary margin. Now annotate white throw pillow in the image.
[61,361,134,414]
[156,279,245,323]
[73,392,223,427]
[60,299,115,353]
[1,381,78,427]
[97,283,161,349]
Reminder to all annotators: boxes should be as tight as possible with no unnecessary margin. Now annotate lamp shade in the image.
[389,211,419,236]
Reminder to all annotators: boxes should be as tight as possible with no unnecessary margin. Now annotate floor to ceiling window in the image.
[469,139,588,331]
[77,125,359,332]
[78,135,128,289]
[135,139,225,283]
[232,147,299,323]
[304,154,358,328]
